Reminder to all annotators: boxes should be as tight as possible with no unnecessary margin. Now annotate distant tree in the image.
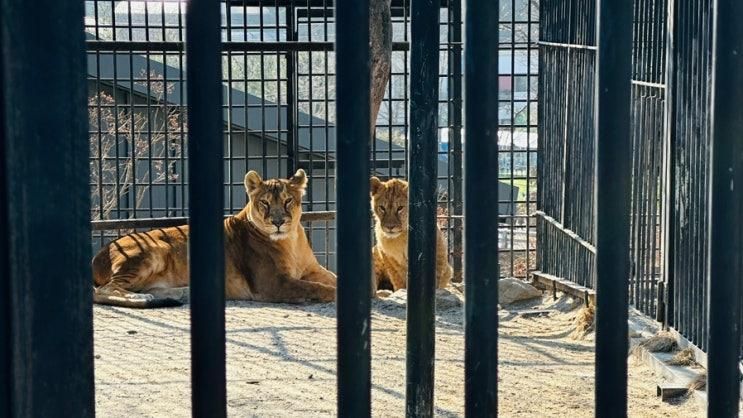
[88,70,186,220]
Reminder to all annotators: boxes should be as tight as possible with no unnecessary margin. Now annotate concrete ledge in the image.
[530,271,596,306]
[627,310,707,408]
[529,273,718,409]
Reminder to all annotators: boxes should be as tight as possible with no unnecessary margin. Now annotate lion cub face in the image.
[244,169,307,240]
[370,177,409,238]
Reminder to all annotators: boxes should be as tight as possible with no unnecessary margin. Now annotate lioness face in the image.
[244,169,307,240]
[370,177,408,238]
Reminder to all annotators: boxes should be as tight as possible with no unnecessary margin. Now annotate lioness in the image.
[93,169,336,308]
[370,177,453,292]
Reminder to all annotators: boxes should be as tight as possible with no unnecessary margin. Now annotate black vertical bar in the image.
[508,0,516,277]
[449,0,463,284]
[323,0,331,269]
[306,0,314,203]
[185,0,226,416]
[163,3,172,219]
[286,4,297,177]
[706,0,743,413]
[225,3,234,214]
[406,0,440,415]
[463,0,500,414]
[145,2,154,220]
[594,0,632,413]
[0,4,8,414]
[403,0,409,170]
[259,2,267,176]
[0,0,94,416]
[335,0,371,415]
[274,2,283,175]
[674,0,685,336]
[127,2,137,219]
[178,1,187,217]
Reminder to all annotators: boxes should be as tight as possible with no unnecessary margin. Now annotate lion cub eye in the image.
[378,206,386,214]
[259,200,270,208]
[285,197,294,207]
[397,206,404,212]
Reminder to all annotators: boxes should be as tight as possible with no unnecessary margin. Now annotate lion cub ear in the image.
[289,168,308,195]
[244,171,263,194]
[370,176,383,196]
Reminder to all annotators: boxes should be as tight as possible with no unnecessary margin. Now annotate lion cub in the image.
[370,177,453,292]
[92,169,336,308]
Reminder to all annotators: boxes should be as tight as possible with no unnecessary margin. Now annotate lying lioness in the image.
[93,169,336,308]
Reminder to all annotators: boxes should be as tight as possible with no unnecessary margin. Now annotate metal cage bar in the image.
[0,7,8,413]
[405,0,440,415]
[0,0,94,416]
[185,0,227,415]
[661,0,677,333]
[706,0,743,413]
[463,0,500,414]
[593,0,632,414]
[335,0,372,416]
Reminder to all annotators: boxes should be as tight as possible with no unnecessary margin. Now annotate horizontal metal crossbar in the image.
[631,79,666,89]
[91,211,463,231]
[91,211,336,230]
[534,211,596,253]
[86,40,411,52]
[537,40,597,51]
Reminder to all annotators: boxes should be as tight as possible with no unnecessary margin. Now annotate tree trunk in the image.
[370,0,392,135]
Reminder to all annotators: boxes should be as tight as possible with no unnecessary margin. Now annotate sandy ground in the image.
[93,290,702,417]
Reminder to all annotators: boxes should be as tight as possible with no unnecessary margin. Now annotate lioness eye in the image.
[397,206,404,212]
[260,200,269,208]
[378,206,386,213]
[285,197,294,206]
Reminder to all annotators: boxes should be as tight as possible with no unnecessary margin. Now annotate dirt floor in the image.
[93,289,702,417]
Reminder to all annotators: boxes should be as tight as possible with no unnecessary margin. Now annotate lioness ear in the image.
[244,171,262,194]
[289,168,308,194]
[370,176,383,196]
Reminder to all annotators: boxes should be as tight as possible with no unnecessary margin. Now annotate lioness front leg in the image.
[95,275,183,308]
[263,276,335,303]
[301,265,337,287]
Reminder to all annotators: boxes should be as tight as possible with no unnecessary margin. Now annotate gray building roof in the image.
[86,34,407,164]
[86,36,518,213]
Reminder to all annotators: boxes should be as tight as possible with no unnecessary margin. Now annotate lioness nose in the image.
[272,219,285,228]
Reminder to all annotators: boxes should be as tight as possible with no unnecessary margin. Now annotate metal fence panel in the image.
[629,0,667,320]
[536,0,597,288]
[83,0,538,283]
[78,0,540,415]
[665,0,713,355]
